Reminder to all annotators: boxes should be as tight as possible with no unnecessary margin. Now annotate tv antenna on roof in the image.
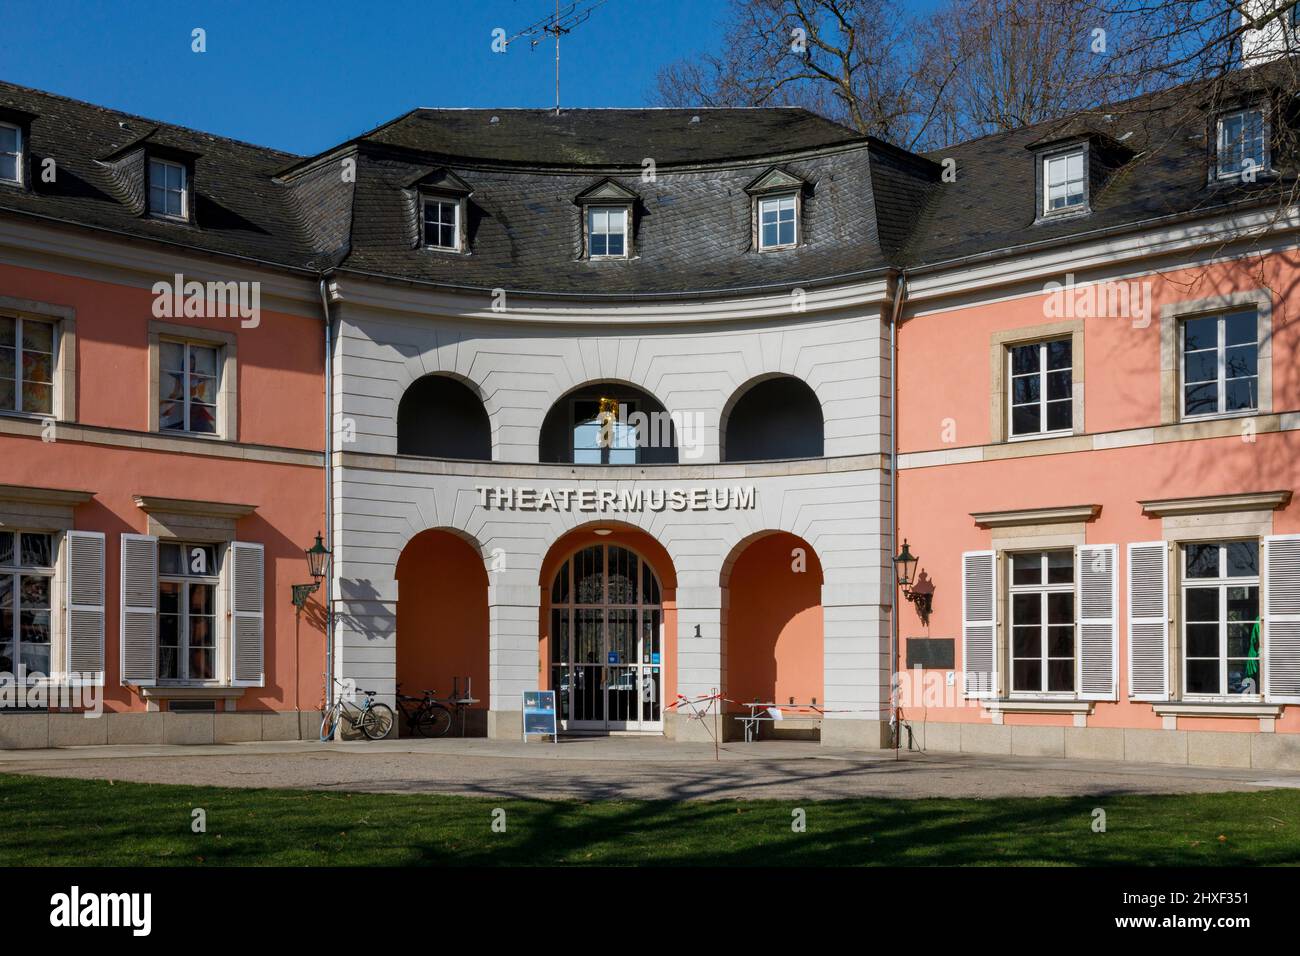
[505,0,609,114]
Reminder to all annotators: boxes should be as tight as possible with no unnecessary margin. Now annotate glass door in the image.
[550,543,664,733]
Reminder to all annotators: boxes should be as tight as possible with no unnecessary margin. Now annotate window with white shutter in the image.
[64,530,105,683]
[1127,542,1169,700]
[1263,534,1300,703]
[962,550,997,698]
[1077,544,1118,700]
[228,541,264,687]
[120,533,158,684]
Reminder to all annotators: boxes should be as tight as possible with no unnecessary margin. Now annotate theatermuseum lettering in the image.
[476,485,757,512]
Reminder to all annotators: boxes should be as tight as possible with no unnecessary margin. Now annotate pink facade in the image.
[897,251,1300,756]
[0,259,325,733]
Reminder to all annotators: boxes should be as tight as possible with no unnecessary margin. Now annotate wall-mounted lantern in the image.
[291,531,331,609]
[893,538,932,627]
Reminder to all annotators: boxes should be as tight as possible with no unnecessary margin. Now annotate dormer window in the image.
[1041,148,1086,216]
[745,166,805,252]
[423,197,461,251]
[410,168,472,255]
[0,122,22,185]
[587,206,628,258]
[575,178,638,261]
[758,194,798,249]
[1215,107,1268,181]
[148,157,188,220]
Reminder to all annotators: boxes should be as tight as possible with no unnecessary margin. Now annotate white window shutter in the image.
[1263,534,1300,704]
[1127,541,1169,701]
[120,534,158,685]
[962,550,997,698]
[1076,544,1118,700]
[65,531,105,683]
[228,541,265,687]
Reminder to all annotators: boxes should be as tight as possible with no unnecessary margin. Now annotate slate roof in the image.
[0,81,331,271]
[904,64,1297,268]
[350,107,867,167]
[0,65,1293,296]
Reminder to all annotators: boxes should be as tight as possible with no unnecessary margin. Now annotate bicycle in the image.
[320,679,396,741]
[395,683,455,738]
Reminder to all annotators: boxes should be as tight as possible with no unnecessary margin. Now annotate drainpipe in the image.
[888,272,908,753]
[318,276,335,712]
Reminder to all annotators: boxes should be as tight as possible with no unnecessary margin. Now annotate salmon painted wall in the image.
[395,529,490,707]
[724,532,824,710]
[897,251,1300,734]
[0,261,326,713]
[537,525,678,712]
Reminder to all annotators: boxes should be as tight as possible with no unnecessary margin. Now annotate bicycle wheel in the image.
[319,707,338,742]
[417,704,454,738]
[359,703,395,740]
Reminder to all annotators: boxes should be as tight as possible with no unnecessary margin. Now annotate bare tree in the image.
[652,0,1300,151]
[653,0,923,144]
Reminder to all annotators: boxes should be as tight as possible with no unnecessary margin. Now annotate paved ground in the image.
[3,737,1299,800]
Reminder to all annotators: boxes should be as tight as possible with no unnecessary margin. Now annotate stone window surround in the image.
[971,503,1102,707]
[133,495,257,705]
[0,294,76,422]
[1140,490,1289,719]
[988,319,1085,444]
[147,320,237,441]
[0,484,95,680]
[1159,289,1272,425]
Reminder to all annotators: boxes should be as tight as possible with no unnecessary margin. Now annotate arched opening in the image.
[395,529,490,735]
[538,381,677,464]
[539,526,677,733]
[723,531,823,739]
[722,376,823,462]
[397,374,491,460]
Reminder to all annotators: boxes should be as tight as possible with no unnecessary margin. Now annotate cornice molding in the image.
[970,504,1101,528]
[0,484,95,506]
[1138,490,1292,518]
[133,496,257,519]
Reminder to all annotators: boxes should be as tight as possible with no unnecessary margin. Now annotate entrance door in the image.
[550,544,664,733]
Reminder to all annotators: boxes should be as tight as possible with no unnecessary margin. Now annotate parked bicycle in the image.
[320,679,395,741]
[395,683,454,738]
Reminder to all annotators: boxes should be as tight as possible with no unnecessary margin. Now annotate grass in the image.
[0,772,1297,866]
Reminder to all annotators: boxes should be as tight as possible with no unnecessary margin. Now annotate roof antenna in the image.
[504,0,608,115]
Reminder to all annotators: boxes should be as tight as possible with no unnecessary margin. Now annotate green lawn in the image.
[1,772,1297,866]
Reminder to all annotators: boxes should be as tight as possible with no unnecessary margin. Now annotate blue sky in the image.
[0,0,746,155]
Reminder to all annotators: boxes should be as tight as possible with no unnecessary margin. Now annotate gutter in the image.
[317,276,336,713]
[887,272,907,754]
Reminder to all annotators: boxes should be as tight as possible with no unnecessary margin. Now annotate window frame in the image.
[147,157,190,221]
[1006,337,1074,441]
[1178,310,1259,421]
[0,312,58,418]
[1007,549,1078,697]
[1179,539,1262,701]
[0,530,56,682]
[1039,146,1088,218]
[585,205,630,260]
[571,397,639,465]
[421,195,463,252]
[156,541,222,686]
[158,337,221,437]
[0,121,23,187]
[1213,107,1270,182]
[756,192,799,251]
